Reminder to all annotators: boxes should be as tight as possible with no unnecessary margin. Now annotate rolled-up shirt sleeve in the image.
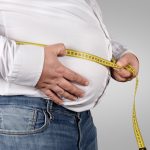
[110,40,131,59]
[0,35,44,86]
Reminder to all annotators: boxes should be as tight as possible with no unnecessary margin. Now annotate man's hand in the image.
[36,43,89,105]
[111,52,139,82]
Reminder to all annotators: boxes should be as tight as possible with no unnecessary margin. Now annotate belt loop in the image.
[76,112,80,121]
[49,100,53,111]
[46,100,53,120]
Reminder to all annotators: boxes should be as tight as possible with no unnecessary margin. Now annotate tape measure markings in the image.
[16,41,146,150]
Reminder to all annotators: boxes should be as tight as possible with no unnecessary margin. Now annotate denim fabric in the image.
[0,96,98,150]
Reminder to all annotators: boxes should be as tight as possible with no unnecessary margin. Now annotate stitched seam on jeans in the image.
[52,109,76,118]
[0,110,49,135]
[30,108,37,130]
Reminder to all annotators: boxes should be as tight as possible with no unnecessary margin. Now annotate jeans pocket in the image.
[0,105,49,135]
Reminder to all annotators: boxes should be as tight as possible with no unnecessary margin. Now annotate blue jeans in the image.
[0,96,98,150]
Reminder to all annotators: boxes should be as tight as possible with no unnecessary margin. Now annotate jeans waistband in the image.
[0,95,91,118]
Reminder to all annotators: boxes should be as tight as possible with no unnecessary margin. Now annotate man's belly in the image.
[0,1,112,111]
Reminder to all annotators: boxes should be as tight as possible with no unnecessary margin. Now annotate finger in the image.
[112,71,128,82]
[51,43,66,56]
[114,68,132,78]
[50,85,77,101]
[40,88,63,105]
[38,83,78,101]
[116,53,139,76]
[62,66,89,86]
[57,78,85,97]
[116,56,130,68]
[126,77,134,81]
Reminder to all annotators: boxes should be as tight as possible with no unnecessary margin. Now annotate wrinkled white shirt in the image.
[0,0,128,112]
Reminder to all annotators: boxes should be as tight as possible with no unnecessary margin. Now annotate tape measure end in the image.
[139,147,147,150]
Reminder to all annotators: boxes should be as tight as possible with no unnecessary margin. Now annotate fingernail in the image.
[73,97,78,100]
[114,68,120,72]
[85,81,89,86]
[116,62,122,66]
[64,50,67,55]
[80,92,85,97]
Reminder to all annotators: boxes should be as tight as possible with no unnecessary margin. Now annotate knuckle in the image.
[44,89,50,95]
[56,66,65,74]
[70,73,77,81]
[47,92,54,99]
[57,79,65,86]
[57,43,65,50]
[57,89,65,95]
[59,89,65,95]
[36,84,42,89]
[36,81,44,88]
[45,84,51,89]
[63,91,69,97]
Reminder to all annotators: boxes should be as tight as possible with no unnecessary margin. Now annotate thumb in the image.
[57,49,67,57]
[53,43,67,56]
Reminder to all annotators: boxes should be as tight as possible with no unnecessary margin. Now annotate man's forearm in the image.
[0,35,44,86]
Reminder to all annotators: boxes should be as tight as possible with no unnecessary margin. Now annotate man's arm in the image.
[110,40,139,82]
[0,35,44,86]
[89,0,139,81]
[0,35,89,104]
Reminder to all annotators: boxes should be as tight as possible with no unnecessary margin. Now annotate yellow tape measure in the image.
[16,41,146,150]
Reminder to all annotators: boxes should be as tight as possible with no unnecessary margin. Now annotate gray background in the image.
[92,0,150,149]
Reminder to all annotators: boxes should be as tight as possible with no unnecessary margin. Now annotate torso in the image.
[0,0,112,111]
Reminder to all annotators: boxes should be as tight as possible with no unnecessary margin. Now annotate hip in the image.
[0,67,110,111]
[0,95,98,150]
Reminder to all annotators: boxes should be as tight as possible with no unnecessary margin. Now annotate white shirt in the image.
[0,0,128,112]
